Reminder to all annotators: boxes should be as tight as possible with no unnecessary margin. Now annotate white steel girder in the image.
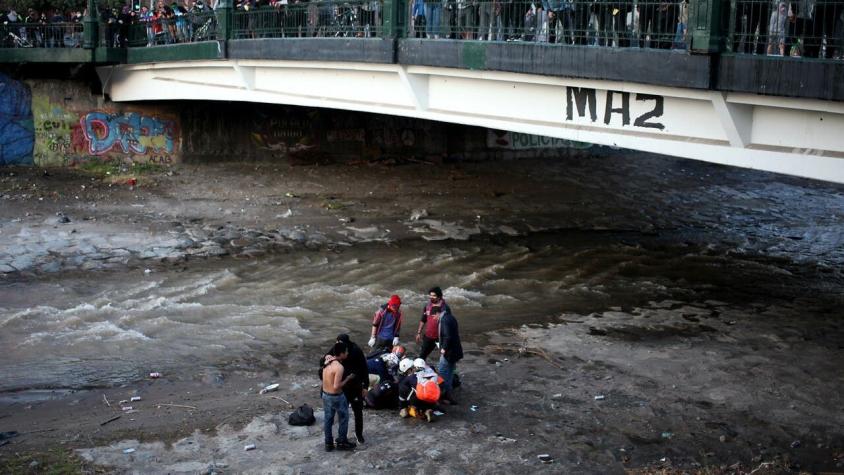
[98,60,844,184]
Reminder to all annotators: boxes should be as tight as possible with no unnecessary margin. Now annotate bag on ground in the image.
[288,403,316,426]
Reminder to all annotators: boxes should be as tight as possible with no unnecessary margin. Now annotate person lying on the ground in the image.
[367,352,400,386]
[366,357,414,409]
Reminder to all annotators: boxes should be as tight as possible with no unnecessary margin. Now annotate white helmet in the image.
[398,358,414,374]
[413,358,427,371]
[381,352,399,368]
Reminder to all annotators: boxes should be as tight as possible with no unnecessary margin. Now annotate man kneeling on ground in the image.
[397,358,441,422]
[322,342,357,452]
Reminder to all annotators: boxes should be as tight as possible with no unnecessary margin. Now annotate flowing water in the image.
[2,230,839,393]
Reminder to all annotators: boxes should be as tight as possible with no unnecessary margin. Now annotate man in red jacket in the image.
[415,286,451,361]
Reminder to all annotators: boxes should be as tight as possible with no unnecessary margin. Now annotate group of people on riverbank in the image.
[319,286,463,451]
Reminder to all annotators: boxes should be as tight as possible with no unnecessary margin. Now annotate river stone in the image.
[0,264,15,273]
[39,261,62,273]
[10,256,34,271]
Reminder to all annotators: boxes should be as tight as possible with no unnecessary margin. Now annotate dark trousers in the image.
[374,337,393,353]
[419,336,438,360]
[345,390,364,439]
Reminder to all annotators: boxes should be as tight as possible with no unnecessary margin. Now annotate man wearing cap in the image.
[415,286,451,361]
[368,294,403,353]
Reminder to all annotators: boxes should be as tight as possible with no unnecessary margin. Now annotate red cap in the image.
[388,295,401,307]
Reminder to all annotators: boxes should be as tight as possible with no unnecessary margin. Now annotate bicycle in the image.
[192,16,216,41]
[7,31,34,47]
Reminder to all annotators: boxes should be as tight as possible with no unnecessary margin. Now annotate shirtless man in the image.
[322,342,357,452]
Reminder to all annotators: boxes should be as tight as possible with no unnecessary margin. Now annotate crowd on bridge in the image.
[1,7,83,48]
[732,0,844,58]
[2,0,843,57]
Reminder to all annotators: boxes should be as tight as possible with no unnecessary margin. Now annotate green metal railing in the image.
[3,0,844,64]
[726,0,844,59]
[231,1,384,39]
[96,11,218,47]
[2,22,83,48]
[407,0,690,49]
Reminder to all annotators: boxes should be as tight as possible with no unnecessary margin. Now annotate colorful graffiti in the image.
[81,111,177,156]
[0,73,35,165]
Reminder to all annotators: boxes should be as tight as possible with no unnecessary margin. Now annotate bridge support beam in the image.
[97,60,844,184]
[711,92,753,148]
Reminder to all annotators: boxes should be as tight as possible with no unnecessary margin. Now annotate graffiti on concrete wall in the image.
[0,73,35,165]
[32,95,87,166]
[251,117,308,152]
[30,83,181,167]
[80,111,178,157]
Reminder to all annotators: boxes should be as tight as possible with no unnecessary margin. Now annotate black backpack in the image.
[288,404,316,426]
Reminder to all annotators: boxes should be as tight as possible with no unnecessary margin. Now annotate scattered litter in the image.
[102,394,111,407]
[661,432,673,439]
[126,178,137,187]
[551,393,562,399]
[118,400,128,405]
[432,411,445,416]
[538,454,554,463]
[130,396,142,402]
[719,435,727,443]
[259,383,280,394]
[790,440,801,449]
[156,403,197,410]
[277,209,293,219]
[244,444,256,451]
[470,405,479,412]
[284,192,298,198]
[409,209,428,221]
[144,269,151,274]
[594,395,606,401]
[124,409,139,414]
[269,396,293,407]
[121,406,133,412]
[149,372,161,378]
[99,415,121,426]
[123,448,136,454]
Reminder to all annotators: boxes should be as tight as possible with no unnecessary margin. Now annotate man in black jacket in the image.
[436,309,463,404]
[335,334,369,443]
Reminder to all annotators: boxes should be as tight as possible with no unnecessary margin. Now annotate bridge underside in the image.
[98,60,844,184]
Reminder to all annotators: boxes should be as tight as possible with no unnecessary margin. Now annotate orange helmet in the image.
[391,345,406,358]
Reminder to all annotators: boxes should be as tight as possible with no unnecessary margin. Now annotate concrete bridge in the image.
[2,0,844,183]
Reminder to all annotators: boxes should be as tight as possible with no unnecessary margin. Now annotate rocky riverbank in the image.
[1,153,843,474]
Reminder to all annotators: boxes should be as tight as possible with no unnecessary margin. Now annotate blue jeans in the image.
[437,355,456,393]
[322,392,349,445]
[425,3,442,38]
